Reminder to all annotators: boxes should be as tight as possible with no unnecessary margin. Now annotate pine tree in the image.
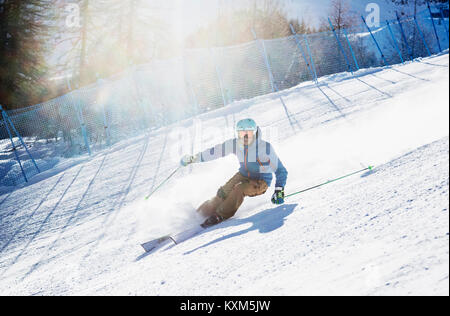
[57,0,170,85]
[0,0,53,110]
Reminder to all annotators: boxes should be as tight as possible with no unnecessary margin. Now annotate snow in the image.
[0,53,448,295]
[0,137,91,190]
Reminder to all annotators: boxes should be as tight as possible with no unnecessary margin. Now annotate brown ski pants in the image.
[197,172,268,219]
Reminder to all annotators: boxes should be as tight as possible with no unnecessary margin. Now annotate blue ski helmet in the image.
[236,118,257,132]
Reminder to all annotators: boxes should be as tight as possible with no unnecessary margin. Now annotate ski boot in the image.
[201,213,225,228]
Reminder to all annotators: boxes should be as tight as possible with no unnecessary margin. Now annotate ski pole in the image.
[145,166,181,200]
[285,165,374,199]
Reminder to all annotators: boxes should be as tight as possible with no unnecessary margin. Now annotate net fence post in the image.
[4,111,40,173]
[68,79,91,156]
[1,104,28,183]
[343,28,360,71]
[427,0,442,52]
[303,34,318,83]
[396,11,414,60]
[183,54,201,115]
[96,77,111,147]
[386,20,405,64]
[414,15,432,56]
[251,28,277,93]
[76,97,92,155]
[102,101,111,147]
[289,24,317,83]
[130,65,150,129]
[439,7,449,42]
[188,80,200,115]
[328,17,354,74]
[362,16,388,65]
[210,47,227,106]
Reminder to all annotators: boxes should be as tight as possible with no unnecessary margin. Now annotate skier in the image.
[180,118,288,228]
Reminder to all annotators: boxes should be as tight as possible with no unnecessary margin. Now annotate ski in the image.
[140,235,174,252]
[140,225,206,253]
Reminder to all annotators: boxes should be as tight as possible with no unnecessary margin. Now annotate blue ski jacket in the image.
[198,128,288,188]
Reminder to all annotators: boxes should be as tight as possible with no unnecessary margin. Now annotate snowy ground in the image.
[0,53,448,296]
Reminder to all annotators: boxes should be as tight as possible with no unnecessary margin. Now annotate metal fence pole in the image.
[130,66,149,129]
[210,48,227,106]
[414,15,432,56]
[1,104,28,183]
[188,80,200,115]
[226,86,234,104]
[328,18,354,74]
[343,28,360,71]
[75,99,91,155]
[396,11,414,60]
[184,55,201,115]
[303,34,318,82]
[427,0,442,52]
[5,113,40,173]
[387,20,405,64]
[68,79,91,156]
[289,24,317,82]
[362,16,388,65]
[439,8,449,42]
[96,77,111,147]
[1,104,40,173]
[251,28,277,92]
[102,103,111,147]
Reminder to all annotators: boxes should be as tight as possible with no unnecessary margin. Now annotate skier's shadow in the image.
[183,203,298,255]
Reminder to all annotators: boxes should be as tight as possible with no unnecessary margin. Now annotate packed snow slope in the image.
[0,53,448,296]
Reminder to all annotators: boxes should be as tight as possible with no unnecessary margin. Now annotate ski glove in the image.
[180,154,199,167]
[271,187,285,205]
